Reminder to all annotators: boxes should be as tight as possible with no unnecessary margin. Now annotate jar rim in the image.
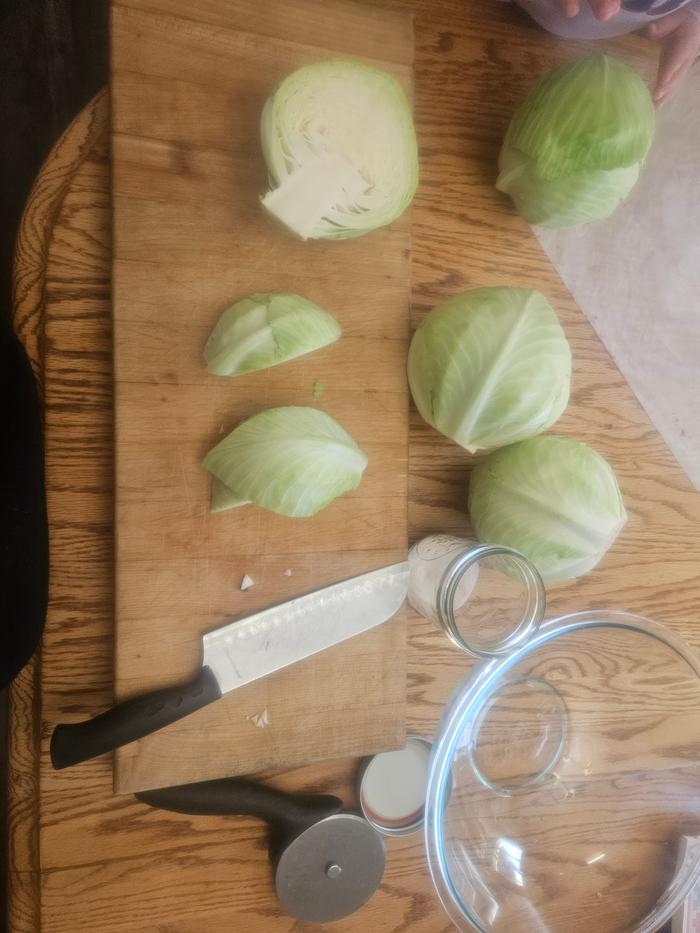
[435,544,545,659]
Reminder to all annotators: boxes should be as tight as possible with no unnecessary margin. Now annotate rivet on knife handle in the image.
[50,666,221,769]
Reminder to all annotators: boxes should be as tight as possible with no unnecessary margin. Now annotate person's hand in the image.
[559,0,621,21]
[644,9,700,105]
[557,0,699,106]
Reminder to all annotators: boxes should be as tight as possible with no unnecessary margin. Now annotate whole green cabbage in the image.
[407,288,571,453]
[469,435,627,582]
[497,54,655,228]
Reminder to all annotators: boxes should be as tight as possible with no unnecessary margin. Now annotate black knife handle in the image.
[50,666,222,770]
[137,778,343,840]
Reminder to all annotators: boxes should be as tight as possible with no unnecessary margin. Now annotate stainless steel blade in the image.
[202,562,409,695]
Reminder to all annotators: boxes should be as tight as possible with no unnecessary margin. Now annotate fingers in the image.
[587,0,621,20]
[654,62,689,105]
[645,8,692,40]
[653,15,700,104]
[561,0,581,17]
[560,0,619,19]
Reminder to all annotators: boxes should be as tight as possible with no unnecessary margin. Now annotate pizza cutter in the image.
[137,777,386,924]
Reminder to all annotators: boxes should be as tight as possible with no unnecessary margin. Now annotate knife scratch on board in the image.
[178,447,193,510]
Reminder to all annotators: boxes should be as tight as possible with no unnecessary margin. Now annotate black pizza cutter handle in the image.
[136,778,344,860]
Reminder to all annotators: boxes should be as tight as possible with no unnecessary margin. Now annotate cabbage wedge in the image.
[204,293,340,376]
[204,407,367,517]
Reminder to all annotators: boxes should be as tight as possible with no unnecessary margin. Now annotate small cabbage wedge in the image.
[407,288,571,453]
[497,54,655,228]
[469,436,627,582]
[204,293,340,376]
[261,60,418,240]
[203,407,367,518]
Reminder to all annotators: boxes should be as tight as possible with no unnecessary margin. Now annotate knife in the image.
[50,561,409,770]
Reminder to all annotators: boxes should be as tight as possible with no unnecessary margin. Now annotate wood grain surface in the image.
[109,0,414,793]
[9,1,700,930]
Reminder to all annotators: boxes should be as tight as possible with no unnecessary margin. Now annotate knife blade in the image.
[50,561,409,770]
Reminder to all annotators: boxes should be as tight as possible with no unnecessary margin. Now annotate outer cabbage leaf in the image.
[497,54,655,227]
[497,147,640,228]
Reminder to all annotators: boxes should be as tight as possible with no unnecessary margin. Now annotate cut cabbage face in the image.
[261,60,418,240]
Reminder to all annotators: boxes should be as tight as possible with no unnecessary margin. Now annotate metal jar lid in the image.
[358,736,432,837]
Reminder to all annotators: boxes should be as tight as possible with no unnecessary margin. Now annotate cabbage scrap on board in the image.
[497,54,655,228]
[469,435,627,582]
[261,60,418,240]
[204,407,367,517]
[204,293,340,376]
[407,288,571,453]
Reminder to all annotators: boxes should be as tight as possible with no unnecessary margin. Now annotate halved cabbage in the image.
[497,54,655,228]
[261,60,418,240]
[468,435,627,582]
[204,406,367,517]
[407,288,571,453]
[204,293,340,376]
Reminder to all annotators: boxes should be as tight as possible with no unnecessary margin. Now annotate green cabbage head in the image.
[408,288,571,453]
[469,435,627,582]
[497,54,655,228]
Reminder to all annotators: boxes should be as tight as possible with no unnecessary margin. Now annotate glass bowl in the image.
[425,612,700,933]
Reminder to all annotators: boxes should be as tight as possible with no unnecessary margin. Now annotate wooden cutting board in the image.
[110,0,413,793]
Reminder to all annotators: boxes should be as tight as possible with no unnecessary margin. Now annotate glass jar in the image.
[407,534,545,659]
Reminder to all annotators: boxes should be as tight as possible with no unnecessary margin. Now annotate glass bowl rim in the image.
[424,610,700,933]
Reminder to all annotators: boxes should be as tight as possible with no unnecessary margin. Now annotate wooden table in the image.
[8,2,700,931]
